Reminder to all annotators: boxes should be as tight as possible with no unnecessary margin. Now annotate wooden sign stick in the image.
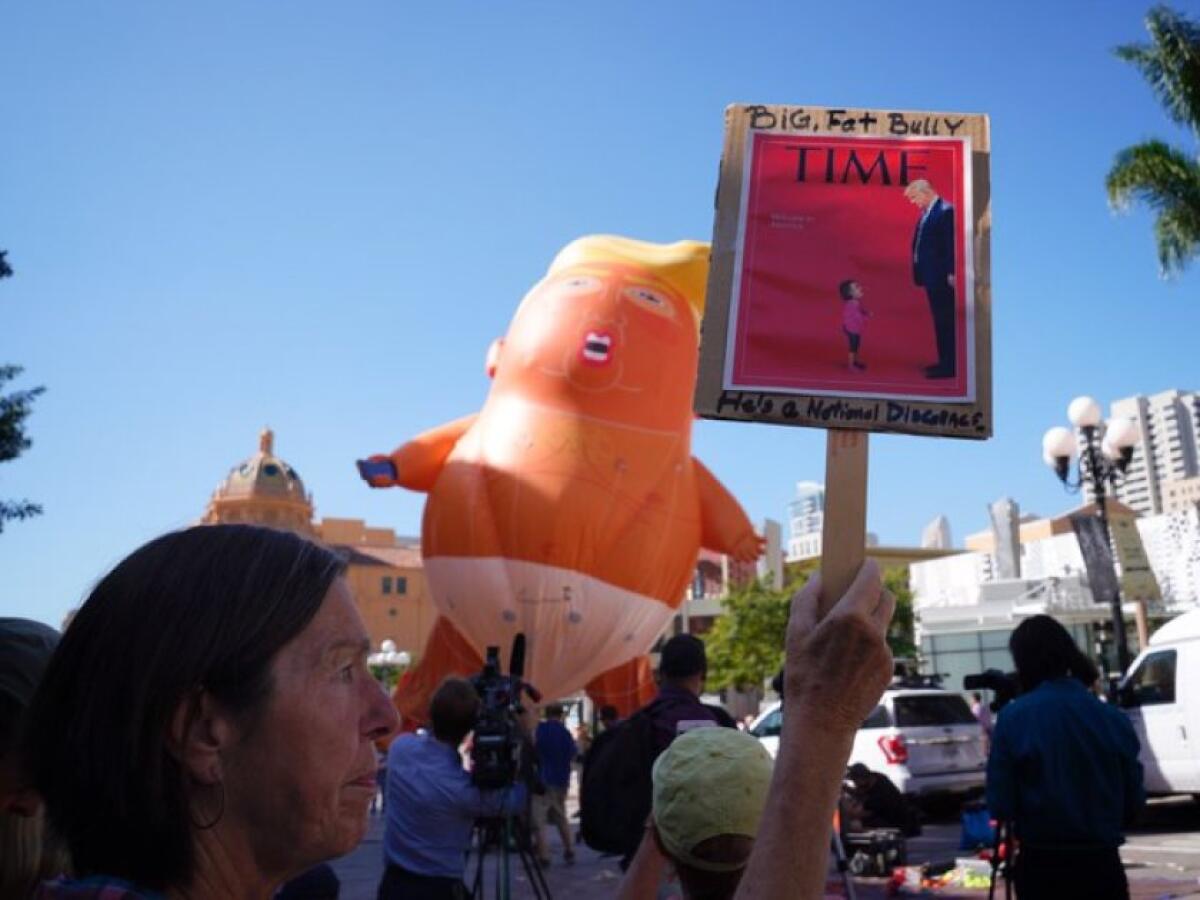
[818,429,869,616]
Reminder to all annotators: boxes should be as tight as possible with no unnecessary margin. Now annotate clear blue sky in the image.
[4,2,1199,627]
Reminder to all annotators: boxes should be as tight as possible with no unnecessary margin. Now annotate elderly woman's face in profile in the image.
[220,577,398,869]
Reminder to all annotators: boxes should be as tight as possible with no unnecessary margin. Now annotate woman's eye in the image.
[338,664,356,683]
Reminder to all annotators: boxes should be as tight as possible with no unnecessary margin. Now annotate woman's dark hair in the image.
[838,279,858,300]
[1009,614,1100,693]
[23,525,345,890]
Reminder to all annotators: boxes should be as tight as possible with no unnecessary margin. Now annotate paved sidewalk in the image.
[330,810,626,899]
[331,799,1200,900]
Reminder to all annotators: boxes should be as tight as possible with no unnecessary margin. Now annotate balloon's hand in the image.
[357,456,399,488]
[783,561,894,736]
[731,530,766,562]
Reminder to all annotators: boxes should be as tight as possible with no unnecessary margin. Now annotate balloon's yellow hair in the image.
[547,235,709,326]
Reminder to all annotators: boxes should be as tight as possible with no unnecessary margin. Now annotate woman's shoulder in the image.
[34,877,164,900]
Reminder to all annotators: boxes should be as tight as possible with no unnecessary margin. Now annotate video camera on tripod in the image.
[963,669,1020,714]
[469,633,542,789]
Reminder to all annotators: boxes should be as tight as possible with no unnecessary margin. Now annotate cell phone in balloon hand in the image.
[356,458,397,482]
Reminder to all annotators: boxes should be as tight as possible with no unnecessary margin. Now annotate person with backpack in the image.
[580,634,734,863]
[646,634,736,753]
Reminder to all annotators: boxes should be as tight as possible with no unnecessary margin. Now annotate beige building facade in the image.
[964,501,1140,554]
[1162,476,1200,514]
[201,429,437,660]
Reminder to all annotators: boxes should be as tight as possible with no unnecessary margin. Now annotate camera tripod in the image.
[987,819,1014,900]
[469,811,553,900]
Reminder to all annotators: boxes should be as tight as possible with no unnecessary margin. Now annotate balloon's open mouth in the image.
[580,331,613,366]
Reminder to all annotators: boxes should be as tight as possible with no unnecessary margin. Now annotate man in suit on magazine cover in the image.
[905,179,957,379]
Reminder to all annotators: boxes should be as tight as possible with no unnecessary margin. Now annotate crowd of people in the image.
[0,523,1149,900]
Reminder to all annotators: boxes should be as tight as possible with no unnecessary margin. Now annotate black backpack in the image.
[579,704,660,856]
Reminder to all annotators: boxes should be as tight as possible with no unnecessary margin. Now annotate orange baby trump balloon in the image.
[360,235,762,720]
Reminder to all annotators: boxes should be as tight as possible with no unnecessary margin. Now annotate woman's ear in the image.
[166,689,236,785]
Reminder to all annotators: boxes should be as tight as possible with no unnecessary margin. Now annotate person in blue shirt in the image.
[531,703,578,866]
[380,678,528,900]
[986,615,1144,900]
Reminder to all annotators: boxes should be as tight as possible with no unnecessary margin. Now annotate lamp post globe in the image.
[1042,426,1077,462]
[1104,417,1139,450]
[1067,395,1102,429]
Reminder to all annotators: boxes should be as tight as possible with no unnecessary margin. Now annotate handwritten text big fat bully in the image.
[745,105,967,137]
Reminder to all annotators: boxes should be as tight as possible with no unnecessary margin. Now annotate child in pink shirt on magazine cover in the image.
[839,279,871,372]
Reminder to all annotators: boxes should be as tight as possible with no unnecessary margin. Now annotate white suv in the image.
[749,687,987,798]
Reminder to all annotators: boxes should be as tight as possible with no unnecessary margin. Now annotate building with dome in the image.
[202,429,437,662]
[202,429,316,534]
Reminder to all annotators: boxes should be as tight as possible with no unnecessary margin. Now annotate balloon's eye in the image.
[558,275,601,295]
[624,286,675,317]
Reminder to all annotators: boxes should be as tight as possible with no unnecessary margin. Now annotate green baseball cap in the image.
[652,726,774,872]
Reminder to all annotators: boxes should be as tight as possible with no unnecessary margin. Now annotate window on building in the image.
[382,577,392,595]
[395,576,407,595]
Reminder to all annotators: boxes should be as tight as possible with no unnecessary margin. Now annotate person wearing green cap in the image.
[615,727,773,899]
[617,561,895,900]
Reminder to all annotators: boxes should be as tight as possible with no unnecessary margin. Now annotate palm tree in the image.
[1107,5,1200,276]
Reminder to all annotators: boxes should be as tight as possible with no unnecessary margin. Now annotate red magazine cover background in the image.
[729,133,969,400]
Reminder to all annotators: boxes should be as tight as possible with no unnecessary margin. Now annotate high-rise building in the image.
[786,481,825,561]
[1105,390,1200,516]
[921,515,953,550]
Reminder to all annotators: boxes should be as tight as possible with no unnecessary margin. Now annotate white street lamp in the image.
[1041,398,1139,671]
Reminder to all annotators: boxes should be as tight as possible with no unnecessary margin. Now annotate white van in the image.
[1117,608,1200,796]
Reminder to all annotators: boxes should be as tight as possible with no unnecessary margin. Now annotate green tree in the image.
[1,251,46,533]
[883,567,917,660]
[1107,5,1200,276]
[704,578,793,692]
[705,563,917,692]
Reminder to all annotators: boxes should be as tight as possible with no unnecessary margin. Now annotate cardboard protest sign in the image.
[696,104,992,439]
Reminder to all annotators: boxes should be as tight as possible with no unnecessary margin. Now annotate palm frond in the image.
[1154,201,1200,275]
[1107,140,1200,275]
[1107,140,1200,209]
[1115,4,1200,133]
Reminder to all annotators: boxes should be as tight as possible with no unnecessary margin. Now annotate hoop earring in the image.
[190,781,225,831]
